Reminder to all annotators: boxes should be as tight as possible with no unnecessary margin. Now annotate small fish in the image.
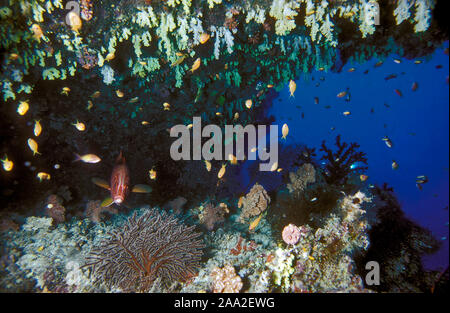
[238,196,244,209]
[441,237,447,241]
[384,103,391,108]
[385,74,397,81]
[205,160,212,172]
[149,168,157,180]
[234,112,239,120]
[324,105,331,109]
[289,80,296,97]
[129,97,139,104]
[228,154,238,165]
[416,183,423,191]
[1,156,13,172]
[249,213,264,231]
[116,90,124,98]
[267,84,274,88]
[30,24,43,41]
[414,60,422,64]
[215,112,222,116]
[199,33,210,44]
[392,160,399,170]
[72,121,86,131]
[337,91,347,98]
[86,100,93,110]
[9,53,19,60]
[343,111,351,116]
[416,175,428,184]
[250,147,257,153]
[61,87,71,95]
[314,97,319,105]
[245,99,253,109]
[138,60,147,66]
[318,67,325,71]
[393,59,401,64]
[411,82,418,91]
[34,120,42,137]
[348,67,356,72]
[27,138,41,156]
[190,58,201,73]
[91,91,101,98]
[394,89,403,97]
[270,161,278,172]
[382,136,393,148]
[360,174,368,182]
[217,163,226,179]
[74,153,101,163]
[311,197,317,202]
[37,172,51,182]
[277,168,283,172]
[141,121,150,125]
[186,123,193,129]
[171,54,186,67]
[17,100,29,116]
[163,102,171,111]
[374,61,383,67]
[363,69,369,74]
[350,161,366,170]
[281,123,289,140]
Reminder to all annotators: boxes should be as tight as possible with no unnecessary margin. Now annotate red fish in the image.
[394,89,402,97]
[92,152,152,207]
[411,82,418,92]
[110,152,130,205]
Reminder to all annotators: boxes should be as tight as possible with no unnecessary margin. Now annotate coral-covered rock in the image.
[282,224,301,245]
[199,202,229,231]
[85,200,118,223]
[238,183,270,223]
[45,195,65,224]
[287,163,316,194]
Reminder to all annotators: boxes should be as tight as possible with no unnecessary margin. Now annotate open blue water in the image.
[265,43,449,271]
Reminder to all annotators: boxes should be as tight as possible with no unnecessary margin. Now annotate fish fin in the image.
[92,177,110,190]
[101,197,114,207]
[73,153,81,162]
[132,184,152,193]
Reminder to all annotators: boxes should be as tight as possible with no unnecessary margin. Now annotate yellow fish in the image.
[163,102,171,111]
[149,168,157,180]
[37,172,51,182]
[199,33,210,44]
[27,138,41,156]
[249,213,264,231]
[141,121,150,125]
[30,24,43,41]
[74,153,101,163]
[228,154,238,165]
[116,90,124,98]
[277,168,283,172]
[270,161,278,172]
[34,120,42,137]
[217,163,226,179]
[61,87,71,96]
[281,123,289,140]
[187,123,193,129]
[1,156,13,172]
[289,80,296,97]
[86,100,93,110]
[343,111,351,116]
[267,84,274,88]
[191,58,201,73]
[234,112,239,120]
[205,160,212,172]
[171,54,187,67]
[72,121,86,131]
[360,174,369,182]
[17,100,29,116]
[91,91,101,98]
[245,99,252,109]
[138,60,147,66]
[9,53,19,61]
[238,196,244,209]
[250,147,257,153]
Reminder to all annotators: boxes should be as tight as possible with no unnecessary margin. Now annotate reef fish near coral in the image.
[92,152,151,207]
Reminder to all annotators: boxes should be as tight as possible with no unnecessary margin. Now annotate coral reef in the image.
[84,200,118,223]
[84,208,204,292]
[198,202,229,231]
[238,183,270,223]
[45,194,65,224]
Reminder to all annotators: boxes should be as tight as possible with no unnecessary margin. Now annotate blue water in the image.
[267,44,449,271]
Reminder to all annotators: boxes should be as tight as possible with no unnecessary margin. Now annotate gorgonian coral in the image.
[84,208,204,292]
[320,135,368,186]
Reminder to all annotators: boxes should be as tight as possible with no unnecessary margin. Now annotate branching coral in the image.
[319,135,368,186]
[84,209,204,292]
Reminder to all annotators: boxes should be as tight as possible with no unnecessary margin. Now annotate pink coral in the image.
[210,264,242,293]
[282,224,301,245]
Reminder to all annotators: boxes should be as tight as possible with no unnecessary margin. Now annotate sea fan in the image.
[84,208,204,292]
